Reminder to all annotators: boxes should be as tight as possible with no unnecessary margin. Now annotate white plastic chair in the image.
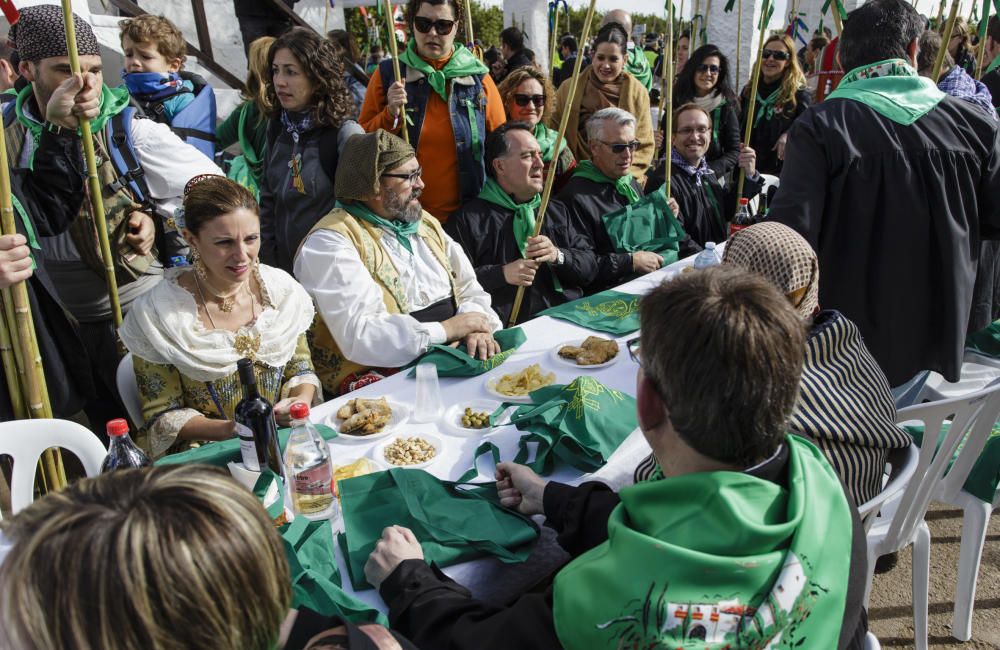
[912,350,1000,403]
[862,381,1000,650]
[116,352,144,427]
[0,419,107,515]
[941,485,999,641]
[863,631,881,650]
[857,444,919,534]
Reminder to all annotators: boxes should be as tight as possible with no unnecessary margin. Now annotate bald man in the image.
[603,9,652,90]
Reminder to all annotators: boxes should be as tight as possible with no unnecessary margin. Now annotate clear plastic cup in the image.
[412,363,443,423]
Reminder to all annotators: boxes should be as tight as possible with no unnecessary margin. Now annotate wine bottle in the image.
[234,358,284,477]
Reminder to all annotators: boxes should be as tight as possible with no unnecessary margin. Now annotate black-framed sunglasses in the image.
[627,337,641,364]
[598,139,641,154]
[761,49,791,61]
[696,63,720,74]
[513,93,545,108]
[382,167,423,184]
[413,17,456,34]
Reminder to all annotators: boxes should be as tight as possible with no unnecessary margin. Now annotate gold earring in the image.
[192,250,207,281]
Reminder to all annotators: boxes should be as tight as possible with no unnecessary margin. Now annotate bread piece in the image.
[336,399,358,420]
[558,345,583,359]
[356,397,391,416]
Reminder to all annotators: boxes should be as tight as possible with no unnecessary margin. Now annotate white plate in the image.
[549,339,622,370]
[484,366,558,403]
[444,400,504,435]
[371,433,444,470]
[324,399,410,442]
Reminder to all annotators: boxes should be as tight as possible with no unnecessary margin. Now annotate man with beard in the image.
[294,130,502,396]
[446,123,597,324]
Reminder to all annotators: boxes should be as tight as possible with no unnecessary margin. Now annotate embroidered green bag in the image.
[338,467,540,590]
[493,376,638,475]
[601,187,687,266]
[407,327,526,377]
[538,290,641,336]
[156,424,338,467]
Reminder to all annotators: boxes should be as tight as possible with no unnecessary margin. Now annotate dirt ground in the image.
[868,503,1000,649]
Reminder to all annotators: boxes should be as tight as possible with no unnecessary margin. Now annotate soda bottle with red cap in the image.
[283,402,335,521]
[100,419,152,473]
[730,197,752,237]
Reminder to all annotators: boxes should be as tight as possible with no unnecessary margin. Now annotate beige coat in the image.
[552,67,654,183]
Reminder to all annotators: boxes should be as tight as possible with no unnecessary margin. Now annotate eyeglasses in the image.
[696,63,720,74]
[627,337,641,364]
[413,17,456,35]
[382,167,423,184]
[677,126,710,136]
[761,49,791,61]
[597,139,641,154]
[513,93,545,108]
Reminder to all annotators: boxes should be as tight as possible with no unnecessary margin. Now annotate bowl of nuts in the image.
[373,433,443,469]
[444,400,503,435]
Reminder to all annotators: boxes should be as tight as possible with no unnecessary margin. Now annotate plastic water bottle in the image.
[283,402,335,521]
[693,242,722,269]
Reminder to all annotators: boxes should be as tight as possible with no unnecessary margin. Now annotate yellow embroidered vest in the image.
[304,208,458,396]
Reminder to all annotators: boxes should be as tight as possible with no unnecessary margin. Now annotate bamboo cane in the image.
[976,1,991,78]
[937,0,947,29]
[831,0,844,38]
[549,3,561,78]
[0,291,26,419]
[506,0,598,328]
[382,0,410,145]
[736,0,743,89]
[703,0,712,46]
[664,1,674,200]
[463,0,480,59]
[732,3,772,216]
[59,0,122,329]
[933,0,962,80]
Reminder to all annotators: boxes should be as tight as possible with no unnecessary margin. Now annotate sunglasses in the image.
[597,139,641,154]
[513,93,545,108]
[413,17,456,35]
[382,166,423,184]
[696,63,720,74]
[761,49,791,61]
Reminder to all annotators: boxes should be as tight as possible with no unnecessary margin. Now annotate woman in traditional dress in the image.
[552,21,654,183]
[739,34,810,176]
[120,175,320,459]
[634,222,912,506]
[259,27,362,274]
[497,66,577,193]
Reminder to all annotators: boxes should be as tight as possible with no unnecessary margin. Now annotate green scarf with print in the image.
[399,41,488,102]
[626,46,653,91]
[827,58,945,125]
[753,87,781,127]
[553,435,853,650]
[533,122,567,164]
[477,177,541,258]
[572,160,641,205]
[338,201,419,254]
[15,83,130,152]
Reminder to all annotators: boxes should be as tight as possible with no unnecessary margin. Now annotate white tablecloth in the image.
[320,252,704,613]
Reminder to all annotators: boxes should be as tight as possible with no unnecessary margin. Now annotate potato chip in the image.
[495,363,556,396]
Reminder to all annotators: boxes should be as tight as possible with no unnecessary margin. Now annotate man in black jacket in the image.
[980,16,1000,107]
[669,103,763,247]
[770,0,1000,387]
[499,27,533,81]
[446,123,597,324]
[363,267,870,650]
[552,35,584,88]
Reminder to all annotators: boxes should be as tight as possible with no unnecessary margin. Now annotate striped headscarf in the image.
[722,221,820,319]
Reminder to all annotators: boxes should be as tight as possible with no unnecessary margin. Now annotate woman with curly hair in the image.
[740,34,810,175]
[260,27,363,274]
[497,67,577,192]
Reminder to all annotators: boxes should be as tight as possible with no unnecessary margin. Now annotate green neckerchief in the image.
[11,195,39,270]
[572,160,641,205]
[398,41,488,102]
[338,200,420,254]
[15,83,130,151]
[753,86,781,127]
[987,52,1000,76]
[827,58,945,126]
[533,122,567,164]
[477,177,541,257]
[625,46,653,91]
[552,435,854,649]
[711,101,725,145]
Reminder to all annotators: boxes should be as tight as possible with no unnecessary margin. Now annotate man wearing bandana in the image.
[770,0,1000,388]
[362,267,869,650]
[294,130,501,397]
[6,6,222,425]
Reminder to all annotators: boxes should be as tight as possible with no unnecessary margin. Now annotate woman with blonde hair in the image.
[119,175,319,459]
[497,66,577,191]
[217,36,274,195]
[552,21,654,183]
[948,17,977,74]
[0,465,291,650]
[740,33,810,175]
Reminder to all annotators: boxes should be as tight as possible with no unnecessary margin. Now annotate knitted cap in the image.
[335,130,415,202]
[10,5,100,62]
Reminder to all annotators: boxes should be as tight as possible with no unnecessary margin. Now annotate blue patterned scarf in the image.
[671,148,715,186]
[938,65,998,121]
[280,110,313,143]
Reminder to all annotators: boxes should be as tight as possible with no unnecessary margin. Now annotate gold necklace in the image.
[199,274,245,313]
[194,273,262,360]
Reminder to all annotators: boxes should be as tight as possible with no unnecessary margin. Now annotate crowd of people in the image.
[2,0,1000,647]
